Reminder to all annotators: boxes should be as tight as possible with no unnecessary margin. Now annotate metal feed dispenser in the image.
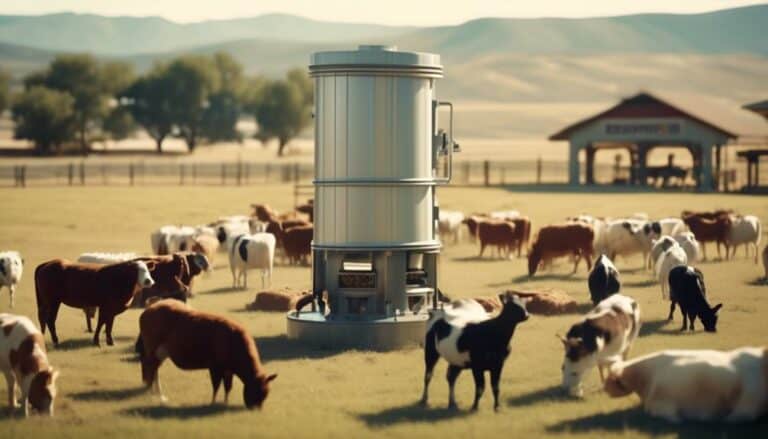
[286,45,458,350]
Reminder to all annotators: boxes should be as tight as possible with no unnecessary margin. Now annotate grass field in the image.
[0,185,766,438]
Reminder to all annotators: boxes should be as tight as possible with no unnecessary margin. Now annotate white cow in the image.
[77,252,139,264]
[438,210,465,244]
[489,210,520,221]
[656,245,688,299]
[0,313,59,416]
[229,233,276,289]
[560,294,641,398]
[0,252,23,308]
[674,232,701,264]
[605,347,768,423]
[726,215,762,263]
[215,219,251,252]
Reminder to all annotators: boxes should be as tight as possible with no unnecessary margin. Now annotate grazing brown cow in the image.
[462,215,486,242]
[283,225,313,265]
[528,223,594,276]
[137,300,277,408]
[477,220,517,258]
[682,213,731,260]
[35,259,156,346]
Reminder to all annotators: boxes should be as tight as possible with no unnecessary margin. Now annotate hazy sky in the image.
[2,0,765,25]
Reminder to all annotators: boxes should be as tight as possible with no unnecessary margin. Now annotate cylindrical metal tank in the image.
[310,45,444,251]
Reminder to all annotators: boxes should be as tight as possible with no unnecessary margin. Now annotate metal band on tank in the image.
[312,242,442,252]
[309,64,443,78]
[314,178,438,186]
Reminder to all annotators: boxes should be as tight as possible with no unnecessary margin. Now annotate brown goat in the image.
[682,214,731,260]
[137,300,277,408]
[528,223,594,276]
[477,220,517,259]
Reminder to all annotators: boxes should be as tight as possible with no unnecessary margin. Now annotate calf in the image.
[477,220,516,259]
[421,294,529,411]
[682,213,731,260]
[560,294,641,398]
[0,251,23,308]
[229,234,276,289]
[528,223,594,276]
[668,265,721,332]
[604,347,768,423]
[35,259,155,346]
[655,245,687,299]
[727,215,761,263]
[588,254,621,306]
[0,313,59,416]
[137,300,277,408]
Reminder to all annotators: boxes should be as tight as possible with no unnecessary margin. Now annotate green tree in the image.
[11,86,76,154]
[255,79,312,157]
[0,69,10,116]
[286,68,313,106]
[101,106,136,141]
[201,90,242,143]
[164,56,216,151]
[120,69,174,153]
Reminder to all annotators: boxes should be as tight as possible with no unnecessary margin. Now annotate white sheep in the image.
[229,233,276,289]
[674,232,701,264]
[656,245,688,300]
[726,215,762,263]
[0,251,23,308]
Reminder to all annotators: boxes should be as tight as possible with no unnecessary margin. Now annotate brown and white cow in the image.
[35,259,155,347]
[137,299,277,408]
[0,313,58,416]
[560,294,641,397]
[605,347,768,423]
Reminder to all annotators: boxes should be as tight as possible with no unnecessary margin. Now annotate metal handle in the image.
[434,101,456,184]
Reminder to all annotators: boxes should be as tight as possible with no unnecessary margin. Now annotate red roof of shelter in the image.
[550,92,737,140]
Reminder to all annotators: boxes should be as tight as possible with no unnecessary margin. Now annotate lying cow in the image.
[35,259,156,346]
[0,251,23,308]
[560,294,641,397]
[604,347,768,423]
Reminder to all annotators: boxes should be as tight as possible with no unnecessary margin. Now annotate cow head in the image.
[701,303,723,332]
[244,373,277,410]
[499,293,530,323]
[527,245,542,276]
[187,252,211,274]
[136,261,156,288]
[558,325,601,398]
[28,368,58,416]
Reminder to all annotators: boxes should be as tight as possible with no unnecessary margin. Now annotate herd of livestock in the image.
[0,204,766,423]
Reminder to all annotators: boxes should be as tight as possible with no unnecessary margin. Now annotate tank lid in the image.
[310,45,442,72]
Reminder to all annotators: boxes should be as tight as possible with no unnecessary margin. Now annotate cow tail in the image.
[34,264,47,334]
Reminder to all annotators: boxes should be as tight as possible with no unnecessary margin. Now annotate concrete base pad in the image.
[286,312,429,351]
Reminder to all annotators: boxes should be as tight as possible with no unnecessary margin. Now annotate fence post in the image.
[129,163,134,186]
[101,164,107,185]
[68,163,74,186]
[221,164,226,185]
[79,162,85,185]
[536,156,542,185]
[20,166,26,188]
[236,161,242,186]
[483,160,490,187]
[294,163,300,184]
[265,163,271,183]
[464,161,470,184]
[192,163,197,184]
[180,164,185,186]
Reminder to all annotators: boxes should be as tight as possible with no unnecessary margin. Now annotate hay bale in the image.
[505,288,577,315]
[246,289,311,312]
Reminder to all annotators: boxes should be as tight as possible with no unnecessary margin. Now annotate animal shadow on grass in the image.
[200,286,242,295]
[53,335,133,351]
[506,385,581,407]
[70,386,147,402]
[452,255,504,263]
[122,404,242,420]
[546,406,768,438]
[623,279,657,288]
[356,402,470,427]
[747,277,768,286]
[510,273,586,283]
[639,318,671,337]
[255,335,347,362]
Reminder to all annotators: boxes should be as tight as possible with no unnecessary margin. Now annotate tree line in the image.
[0,52,313,156]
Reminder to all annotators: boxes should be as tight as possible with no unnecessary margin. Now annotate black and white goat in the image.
[420,294,529,411]
[668,265,722,332]
[559,294,641,397]
[587,254,620,306]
